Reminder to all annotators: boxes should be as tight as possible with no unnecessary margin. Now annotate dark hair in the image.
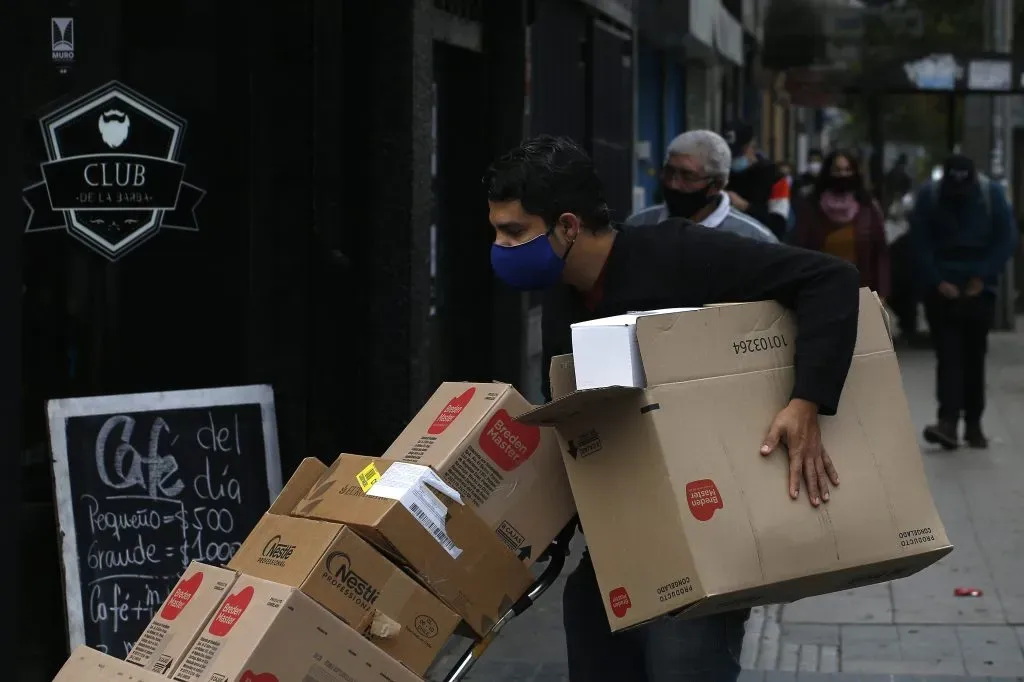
[811,149,871,205]
[484,135,611,230]
[808,148,823,160]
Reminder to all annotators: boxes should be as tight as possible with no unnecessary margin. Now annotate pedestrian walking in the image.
[793,148,823,197]
[485,134,860,682]
[720,120,791,240]
[909,154,1019,449]
[625,130,778,243]
[790,149,890,300]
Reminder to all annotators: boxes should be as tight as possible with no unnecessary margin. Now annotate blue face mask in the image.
[491,232,572,291]
[731,157,750,172]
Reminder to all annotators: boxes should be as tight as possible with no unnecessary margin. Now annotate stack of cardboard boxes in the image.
[51,383,578,682]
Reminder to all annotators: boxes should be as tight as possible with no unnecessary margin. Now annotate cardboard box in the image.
[228,512,459,675]
[381,382,576,566]
[172,574,422,682]
[519,288,953,631]
[570,309,695,388]
[56,646,169,682]
[295,453,533,636]
[268,457,328,515]
[127,562,238,676]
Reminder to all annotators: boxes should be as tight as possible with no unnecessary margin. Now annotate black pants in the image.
[923,291,995,424]
[888,235,918,337]
[562,552,748,681]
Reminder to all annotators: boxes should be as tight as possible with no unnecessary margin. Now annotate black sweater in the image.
[540,219,862,415]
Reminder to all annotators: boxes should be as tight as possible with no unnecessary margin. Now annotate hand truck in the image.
[437,521,577,682]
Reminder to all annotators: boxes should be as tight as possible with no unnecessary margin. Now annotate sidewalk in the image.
[427,321,1024,682]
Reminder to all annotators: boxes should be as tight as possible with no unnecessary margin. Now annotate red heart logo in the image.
[609,587,632,618]
[208,585,254,637]
[685,479,724,522]
[427,387,476,435]
[240,671,279,682]
[478,409,541,471]
[160,571,204,621]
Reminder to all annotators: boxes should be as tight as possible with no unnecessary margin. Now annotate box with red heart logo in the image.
[56,646,170,682]
[127,561,238,676]
[294,454,533,637]
[381,382,576,566]
[171,573,422,682]
[520,289,952,631]
[227,512,459,676]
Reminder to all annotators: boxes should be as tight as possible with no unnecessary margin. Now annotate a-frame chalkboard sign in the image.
[46,385,283,658]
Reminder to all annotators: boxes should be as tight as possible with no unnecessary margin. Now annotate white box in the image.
[570,309,696,389]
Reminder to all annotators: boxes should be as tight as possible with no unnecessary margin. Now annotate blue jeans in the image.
[563,552,748,681]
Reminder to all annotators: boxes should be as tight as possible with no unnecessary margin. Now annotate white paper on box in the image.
[571,308,697,390]
[366,462,465,559]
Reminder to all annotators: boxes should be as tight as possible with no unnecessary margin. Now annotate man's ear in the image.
[557,212,583,240]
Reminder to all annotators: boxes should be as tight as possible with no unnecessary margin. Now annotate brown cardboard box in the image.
[520,288,953,631]
[381,382,576,565]
[295,454,534,636]
[127,562,238,676]
[172,574,422,682]
[56,646,169,682]
[228,512,459,675]
[268,457,327,515]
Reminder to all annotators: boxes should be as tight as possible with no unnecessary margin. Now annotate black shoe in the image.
[964,422,989,449]
[923,421,959,450]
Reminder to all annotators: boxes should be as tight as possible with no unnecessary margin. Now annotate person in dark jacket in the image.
[486,135,859,682]
[720,120,791,239]
[791,149,890,299]
[910,154,1019,450]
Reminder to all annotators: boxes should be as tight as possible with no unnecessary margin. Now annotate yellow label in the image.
[356,463,381,492]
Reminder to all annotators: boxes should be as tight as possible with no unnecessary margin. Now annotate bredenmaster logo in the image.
[22,81,205,261]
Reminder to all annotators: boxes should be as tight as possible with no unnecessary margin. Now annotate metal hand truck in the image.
[437,521,577,682]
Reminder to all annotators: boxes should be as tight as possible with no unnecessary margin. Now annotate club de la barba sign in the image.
[23,81,205,260]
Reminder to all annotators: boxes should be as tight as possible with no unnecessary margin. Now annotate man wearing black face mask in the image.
[910,154,1018,449]
[626,130,777,243]
[488,135,860,682]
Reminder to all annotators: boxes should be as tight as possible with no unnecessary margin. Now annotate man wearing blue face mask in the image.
[721,120,790,240]
[487,135,860,682]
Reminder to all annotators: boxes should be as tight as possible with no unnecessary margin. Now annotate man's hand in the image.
[965,277,984,297]
[760,398,839,507]
[937,281,960,299]
[727,190,750,211]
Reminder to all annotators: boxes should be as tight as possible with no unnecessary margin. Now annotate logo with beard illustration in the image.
[22,80,205,260]
[98,109,130,148]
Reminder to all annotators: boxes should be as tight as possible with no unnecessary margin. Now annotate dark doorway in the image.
[433,41,496,384]
[588,17,634,222]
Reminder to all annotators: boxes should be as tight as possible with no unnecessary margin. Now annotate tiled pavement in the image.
[427,320,1024,682]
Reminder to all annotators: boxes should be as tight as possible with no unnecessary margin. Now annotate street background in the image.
[429,319,1024,682]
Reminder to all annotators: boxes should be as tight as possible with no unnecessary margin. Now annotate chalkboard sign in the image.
[47,385,283,657]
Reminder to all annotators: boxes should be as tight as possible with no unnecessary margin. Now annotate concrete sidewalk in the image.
[427,321,1024,682]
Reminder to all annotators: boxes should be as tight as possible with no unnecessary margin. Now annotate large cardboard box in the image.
[171,574,422,682]
[519,288,953,631]
[228,512,459,675]
[268,457,328,514]
[295,453,534,636]
[127,562,238,676]
[382,382,576,565]
[56,646,169,682]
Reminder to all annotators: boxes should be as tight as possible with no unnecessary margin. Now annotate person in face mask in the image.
[488,134,861,682]
[794,148,823,197]
[909,154,1019,450]
[790,150,889,304]
[624,130,777,243]
[720,120,791,240]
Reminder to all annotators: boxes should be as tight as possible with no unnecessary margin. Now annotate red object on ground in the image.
[954,587,984,597]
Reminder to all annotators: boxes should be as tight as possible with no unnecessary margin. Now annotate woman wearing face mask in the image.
[790,150,890,301]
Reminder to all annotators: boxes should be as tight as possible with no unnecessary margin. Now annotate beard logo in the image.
[22,81,206,260]
[98,109,130,148]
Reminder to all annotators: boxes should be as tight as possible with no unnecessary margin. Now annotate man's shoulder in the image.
[624,203,666,226]
[723,208,779,242]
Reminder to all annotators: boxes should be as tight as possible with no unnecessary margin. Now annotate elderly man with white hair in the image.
[627,130,778,243]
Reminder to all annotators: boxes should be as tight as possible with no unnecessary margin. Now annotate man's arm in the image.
[978,183,1020,280]
[908,186,942,289]
[674,227,861,415]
